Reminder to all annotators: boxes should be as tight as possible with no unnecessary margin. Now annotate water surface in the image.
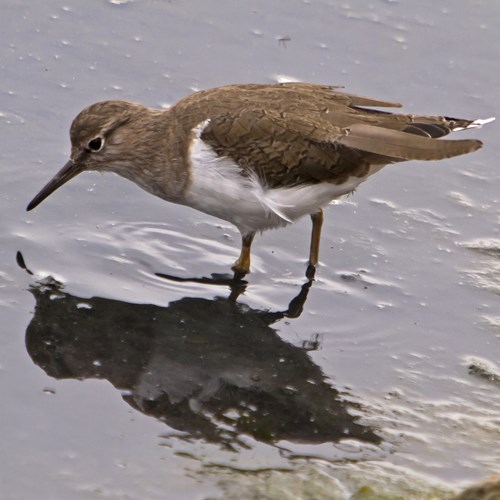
[1,1,499,498]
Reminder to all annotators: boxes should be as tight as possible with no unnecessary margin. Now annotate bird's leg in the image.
[306,209,323,280]
[232,232,255,280]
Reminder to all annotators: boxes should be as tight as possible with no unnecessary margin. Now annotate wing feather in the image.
[338,124,482,160]
[188,84,485,188]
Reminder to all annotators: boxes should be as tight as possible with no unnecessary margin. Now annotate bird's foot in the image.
[231,263,249,282]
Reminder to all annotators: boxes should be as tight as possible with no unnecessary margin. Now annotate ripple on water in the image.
[361,379,500,483]
[202,461,456,499]
[25,219,248,303]
[462,238,500,297]
[0,110,25,125]
[447,191,476,209]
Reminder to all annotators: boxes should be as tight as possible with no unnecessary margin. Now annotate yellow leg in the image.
[309,209,323,267]
[307,209,323,279]
[232,232,255,279]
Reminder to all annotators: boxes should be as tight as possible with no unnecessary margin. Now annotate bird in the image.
[26,82,494,279]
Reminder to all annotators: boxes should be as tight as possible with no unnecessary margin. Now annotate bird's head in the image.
[27,100,153,211]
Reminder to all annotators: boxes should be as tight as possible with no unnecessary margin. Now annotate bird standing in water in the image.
[27,83,493,279]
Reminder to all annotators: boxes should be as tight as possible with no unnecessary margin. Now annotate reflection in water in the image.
[25,275,380,448]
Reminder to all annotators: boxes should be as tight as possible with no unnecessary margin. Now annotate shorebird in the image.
[27,83,493,278]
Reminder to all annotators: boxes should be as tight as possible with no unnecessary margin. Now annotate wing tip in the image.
[471,116,496,127]
[453,116,495,131]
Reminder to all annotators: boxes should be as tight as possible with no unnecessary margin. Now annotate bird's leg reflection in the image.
[284,279,313,319]
[156,270,315,315]
[156,271,248,301]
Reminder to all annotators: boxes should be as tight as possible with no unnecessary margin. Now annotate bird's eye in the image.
[87,137,104,152]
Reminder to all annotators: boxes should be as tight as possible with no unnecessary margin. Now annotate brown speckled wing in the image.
[200,107,371,188]
[188,84,483,188]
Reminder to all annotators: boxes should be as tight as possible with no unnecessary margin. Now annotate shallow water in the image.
[1,1,499,498]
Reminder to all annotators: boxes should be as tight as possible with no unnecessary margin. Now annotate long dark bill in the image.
[26,160,84,211]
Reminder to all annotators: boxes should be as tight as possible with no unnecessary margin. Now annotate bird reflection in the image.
[25,271,380,448]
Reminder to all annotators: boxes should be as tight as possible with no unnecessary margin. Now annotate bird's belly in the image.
[184,160,364,234]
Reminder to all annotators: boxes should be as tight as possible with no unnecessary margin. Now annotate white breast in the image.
[183,121,367,235]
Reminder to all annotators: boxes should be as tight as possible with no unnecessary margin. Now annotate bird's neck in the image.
[116,108,194,202]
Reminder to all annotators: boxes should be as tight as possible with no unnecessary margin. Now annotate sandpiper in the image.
[27,83,493,278]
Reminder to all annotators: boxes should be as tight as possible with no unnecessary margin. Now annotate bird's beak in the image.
[27,159,84,211]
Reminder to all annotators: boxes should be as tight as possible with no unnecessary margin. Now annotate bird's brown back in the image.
[168,83,482,188]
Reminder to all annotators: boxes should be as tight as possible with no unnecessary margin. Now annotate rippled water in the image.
[1,1,499,498]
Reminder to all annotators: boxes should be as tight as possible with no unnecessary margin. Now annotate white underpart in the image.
[452,116,495,131]
[184,121,366,235]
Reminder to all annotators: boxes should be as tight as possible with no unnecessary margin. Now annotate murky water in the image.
[1,1,499,498]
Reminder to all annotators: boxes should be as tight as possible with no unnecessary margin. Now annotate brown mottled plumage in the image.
[27,83,493,279]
